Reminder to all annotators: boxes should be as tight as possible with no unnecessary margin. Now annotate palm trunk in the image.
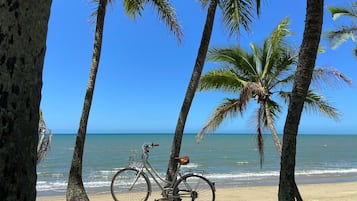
[166,0,218,182]
[278,0,324,200]
[265,102,303,201]
[66,0,107,200]
[264,102,282,155]
[0,1,52,200]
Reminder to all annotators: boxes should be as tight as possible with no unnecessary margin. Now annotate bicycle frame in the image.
[134,149,182,197]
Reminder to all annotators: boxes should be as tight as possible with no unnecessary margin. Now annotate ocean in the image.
[36,133,357,197]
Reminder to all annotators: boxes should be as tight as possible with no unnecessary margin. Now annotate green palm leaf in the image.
[198,69,246,92]
[304,90,341,120]
[221,0,255,35]
[197,98,244,141]
[327,2,357,55]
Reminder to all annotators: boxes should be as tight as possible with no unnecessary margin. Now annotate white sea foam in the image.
[37,167,357,193]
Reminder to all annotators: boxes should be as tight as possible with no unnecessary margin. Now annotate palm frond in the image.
[149,0,183,43]
[208,47,258,78]
[278,90,290,104]
[327,5,357,20]
[198,68,247,92]
[261,18,293,79]
[326,26,357,49]
[269,17,292,50]
[312,67,353,89]
[122,0,183,43]
[304,90,341,120]
[123,0,145,18]
[249,42,262,76]
[221,0,255,36]
[197,98,244,141]
[327,2,357,51]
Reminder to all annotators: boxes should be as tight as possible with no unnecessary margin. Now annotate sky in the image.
[41,0,356,134]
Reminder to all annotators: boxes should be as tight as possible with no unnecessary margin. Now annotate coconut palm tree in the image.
[279,0,324,200]
[0,1,52,200]
[196,18,352,166]
[327,1,357,57]
[167,0,261,183]
[66,0,182,200]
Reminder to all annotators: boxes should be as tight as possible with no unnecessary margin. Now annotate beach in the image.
[36,181,357,201]
[36,134,357,200]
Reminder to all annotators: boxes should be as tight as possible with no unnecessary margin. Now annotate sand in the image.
[36,181,357,201]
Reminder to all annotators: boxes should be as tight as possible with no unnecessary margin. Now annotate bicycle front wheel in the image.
[173,173,215,201]
[111,167,151,201]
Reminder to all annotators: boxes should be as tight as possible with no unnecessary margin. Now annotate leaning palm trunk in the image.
[166,0,218,182]
[265,102,303,201]
[279,0,324,200]
[264,102,282,155]
[37,109,52,164]
[37,121,52,164]
[66,0,108,200]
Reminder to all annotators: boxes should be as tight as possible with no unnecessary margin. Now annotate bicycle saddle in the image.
[175,156,190,165]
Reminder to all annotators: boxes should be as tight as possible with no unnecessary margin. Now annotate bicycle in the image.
[110,143,216,201]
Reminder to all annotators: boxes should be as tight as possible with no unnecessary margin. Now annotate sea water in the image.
[36,133,357,196]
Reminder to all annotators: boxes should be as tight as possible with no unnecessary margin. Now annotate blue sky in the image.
[41,0,356,134]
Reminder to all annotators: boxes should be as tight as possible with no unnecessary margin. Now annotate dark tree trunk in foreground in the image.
[166,0,218,182]
[279,0,324,200]
[66,0,107,200]
[0,1,52,200]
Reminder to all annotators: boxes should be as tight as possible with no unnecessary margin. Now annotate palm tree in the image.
[66,0,182,200]
[279,0,324,200]
[167,0,261,183]
[196,18,351,166]
[327,1,357,57]
[0,1,52,200]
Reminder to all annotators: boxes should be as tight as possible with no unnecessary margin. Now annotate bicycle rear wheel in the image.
[111,167,151,201]
[173,173,215,201]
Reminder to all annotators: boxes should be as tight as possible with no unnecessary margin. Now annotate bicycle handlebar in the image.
[142,143,159,153]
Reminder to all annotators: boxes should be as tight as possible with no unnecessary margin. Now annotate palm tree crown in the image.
[197,18,352,165]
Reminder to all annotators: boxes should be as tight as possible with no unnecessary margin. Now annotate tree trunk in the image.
[0,1,52,200]
[264,102,282,155]
[66,0,107,200]
[166,0,218,182]
[278,0,324,200]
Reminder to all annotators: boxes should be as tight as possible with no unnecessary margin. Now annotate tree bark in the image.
[66,0,107,200]
[166,0,218,182]
[278,0,324,200]
[0,1,52,200]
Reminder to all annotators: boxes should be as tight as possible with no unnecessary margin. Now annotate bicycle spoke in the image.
[173,174,215,201]
[111,168,150,201]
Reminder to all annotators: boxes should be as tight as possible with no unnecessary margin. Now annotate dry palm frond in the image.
[312,67,352,89]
